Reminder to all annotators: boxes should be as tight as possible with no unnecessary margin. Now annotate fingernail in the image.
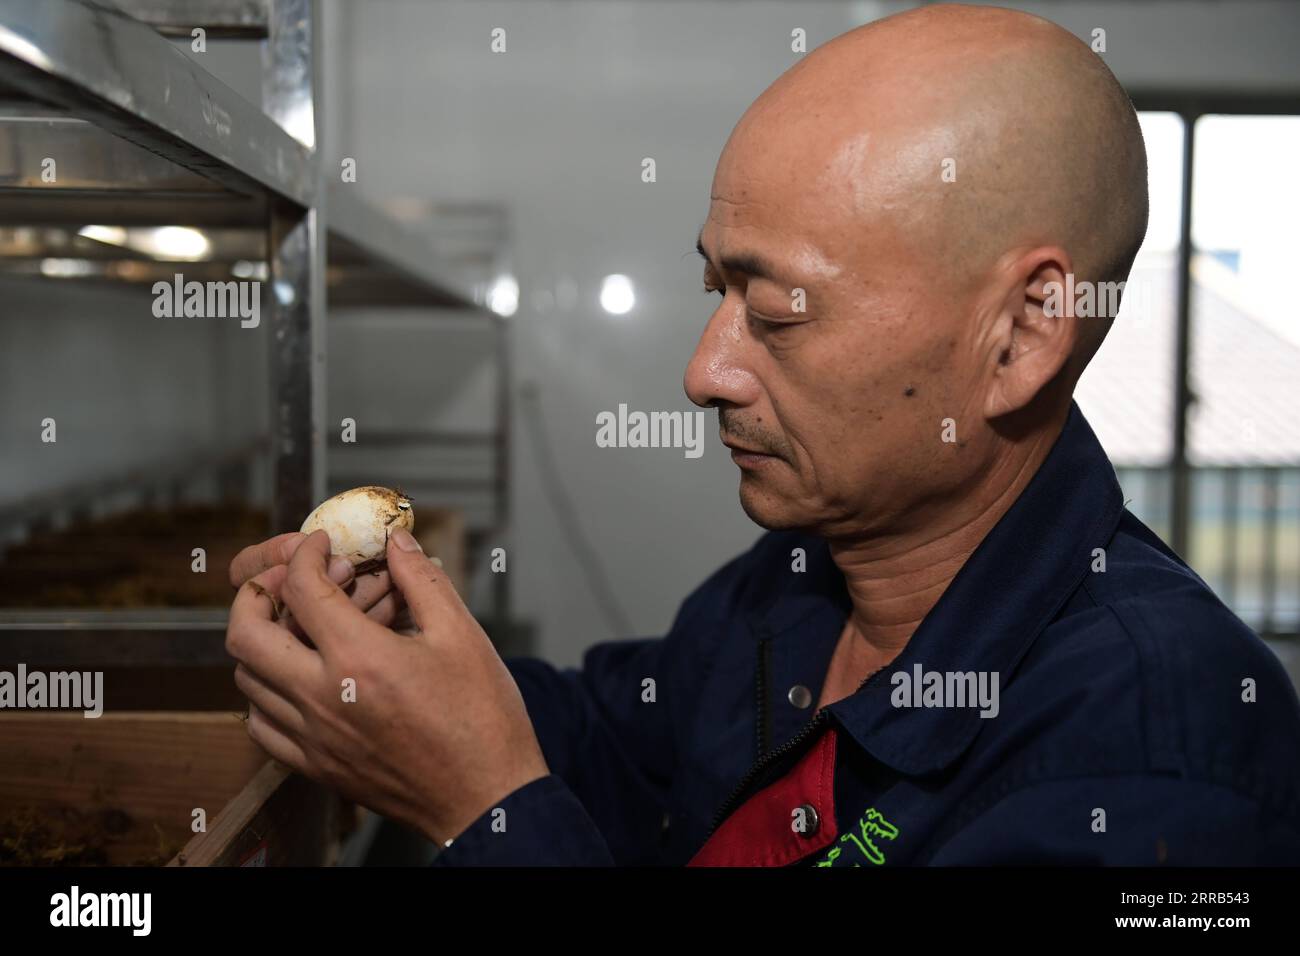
[392,528,422,552]
[327,556,354,583]
[281,532,308,560]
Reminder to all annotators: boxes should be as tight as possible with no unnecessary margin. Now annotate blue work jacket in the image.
[434,402,1300,866]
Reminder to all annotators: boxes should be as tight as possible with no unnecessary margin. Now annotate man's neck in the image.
[827,422,1062,673]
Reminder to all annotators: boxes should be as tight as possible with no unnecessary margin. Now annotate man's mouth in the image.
[722,439,779,469]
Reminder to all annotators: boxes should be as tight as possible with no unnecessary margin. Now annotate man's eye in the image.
[749,312,792,332]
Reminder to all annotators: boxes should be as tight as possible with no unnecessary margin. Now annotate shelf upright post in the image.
[493,311,512,629]
[263,0,326,530]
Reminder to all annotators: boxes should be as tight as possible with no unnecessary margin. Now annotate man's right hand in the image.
[228,531,408,630]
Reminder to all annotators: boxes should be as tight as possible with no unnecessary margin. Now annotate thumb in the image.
[386,527,463,635]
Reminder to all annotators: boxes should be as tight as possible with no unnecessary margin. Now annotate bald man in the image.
[225,5,1300,866]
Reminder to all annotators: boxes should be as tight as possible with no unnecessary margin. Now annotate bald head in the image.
[729,3,1147,369]
[687,4,1148,538]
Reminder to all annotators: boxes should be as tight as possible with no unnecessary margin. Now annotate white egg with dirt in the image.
[299,486,414,572]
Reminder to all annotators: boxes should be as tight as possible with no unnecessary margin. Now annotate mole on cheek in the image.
[903,386,916,397]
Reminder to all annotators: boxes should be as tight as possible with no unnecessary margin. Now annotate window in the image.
[1076,98,1300,637]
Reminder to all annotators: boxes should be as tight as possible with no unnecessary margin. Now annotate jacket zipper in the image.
[708,655,890,836]
[755,637,772,757]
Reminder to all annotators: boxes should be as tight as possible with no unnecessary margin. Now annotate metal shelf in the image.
[0,609,230,668]
[0,609,229,630]
[108,0,272,40]
[0,0,313,204]
[0,112,484,307]
[0,0,511,626]
[327,185,485,308]
[0,0,490,308]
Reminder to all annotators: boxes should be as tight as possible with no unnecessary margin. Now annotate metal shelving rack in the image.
[0,0,512,866]
[0,0,512,630]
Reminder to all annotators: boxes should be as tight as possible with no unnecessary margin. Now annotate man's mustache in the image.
[718,410,787,459]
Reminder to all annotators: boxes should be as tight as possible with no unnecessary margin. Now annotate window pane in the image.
[1188,115,1300,633]
[1189,115,1300,463]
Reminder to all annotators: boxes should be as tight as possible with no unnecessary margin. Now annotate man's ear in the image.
[982,247,1079,420]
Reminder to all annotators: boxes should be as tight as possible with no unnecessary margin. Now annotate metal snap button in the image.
[795,803,821,837]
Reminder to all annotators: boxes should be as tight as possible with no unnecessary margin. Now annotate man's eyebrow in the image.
[694,229,786,284]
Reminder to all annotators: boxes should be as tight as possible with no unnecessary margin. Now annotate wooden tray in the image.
[0,712,345,866]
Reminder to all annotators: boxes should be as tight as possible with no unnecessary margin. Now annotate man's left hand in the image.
[225,527,549,845]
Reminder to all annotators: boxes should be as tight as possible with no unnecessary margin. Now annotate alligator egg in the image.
[300,486,414,571]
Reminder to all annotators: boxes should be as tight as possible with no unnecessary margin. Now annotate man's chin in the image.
[737,482,810,532]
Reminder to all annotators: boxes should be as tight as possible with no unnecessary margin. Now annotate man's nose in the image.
[684,300,760,409]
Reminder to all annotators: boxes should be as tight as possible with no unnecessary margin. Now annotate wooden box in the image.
[0,712,346,866]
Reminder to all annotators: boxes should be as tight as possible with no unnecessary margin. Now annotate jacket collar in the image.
[755,400,1125,776]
